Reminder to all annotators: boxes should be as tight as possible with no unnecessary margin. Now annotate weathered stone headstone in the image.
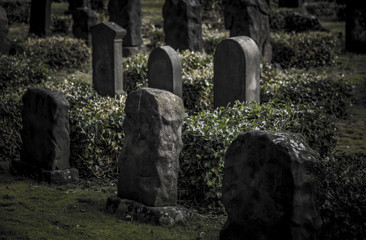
[163,0,203,52]
[346,1,366,53]
[148,46,182,98]
[118,88,184,207]
[10,88,78,184]
[279,0,302,8]
[0,6,11,55]
[72,6,97,46]
[108,0,145,56]
[220,130,322,240]
[91,22,126,97]
[223,0,272,62]
[213,36,260,108]
[29,0,51,36]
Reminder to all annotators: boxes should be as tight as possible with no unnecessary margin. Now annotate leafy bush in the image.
[19,36,90,69]
[123,54,148,93]
[0,0,30,24]
[305,2,346,21]
[52,15,72,35]
[272,31,340,68]
[269,8,294,31]
[180,101,337,207]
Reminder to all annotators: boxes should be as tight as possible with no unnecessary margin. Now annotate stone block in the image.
[29,0,51,36]
[72,6,97,46]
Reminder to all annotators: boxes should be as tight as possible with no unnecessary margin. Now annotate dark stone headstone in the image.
[163,0,203,52]
[148,46,182,98]
[220,130,322,240]
[213,36,260,108]
[346,1,366,53]
[91,22,126,97]
[29,0,51,36]
[72,6,97,46]
[0,6,10,55]
[118,88,184,207]
[108,0,143,48]
[279,0,302,8]
[223,0,272,62]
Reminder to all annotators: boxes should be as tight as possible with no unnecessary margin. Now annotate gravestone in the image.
[163,0,203,52]
[91,22,126,97]
[29,0,51,36]
[346,1,366,53]
[0,6,11,55]
[223,0,272,62]
[279,0,302,8]
[10,88,78,184]
[108,0,145,56]
[148,46,182,98]
[213,36,260,108]
[72,6,97,46]
[220,130,322,240]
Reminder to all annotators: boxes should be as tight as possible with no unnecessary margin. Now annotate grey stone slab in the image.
[223,0,272,62]
[72,6,97,46]
[346,1,366,53]
[213,36,260,108]
[163,0,203,52]
[148,46,182,98]
[29,0,51,36]
[91,22,126,97]
[220,130,322,240]
[118,88,184,207]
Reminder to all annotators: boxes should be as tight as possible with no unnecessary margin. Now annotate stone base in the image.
[123,45,147,57]
[9,160,79,184]
[106,196,193,226]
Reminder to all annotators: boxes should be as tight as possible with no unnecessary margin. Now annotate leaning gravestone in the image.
[29,0,51,36]
[213,36,260,108]
[222,0,272,62]
[10,88,78,184]
[279,0,302,8]
[220,130,322,240]
[346,1,366,53]
[72,6,97,46]
[163,0,203,52]
[148,46,182,98]
[91,22,126,97]
[106,88,190,225]
[108,0,145,56]
[0,6,11,55]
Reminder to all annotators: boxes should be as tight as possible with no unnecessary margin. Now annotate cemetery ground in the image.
[1,1,366,239]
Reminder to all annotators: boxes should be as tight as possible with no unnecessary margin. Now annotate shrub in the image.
[180,101,337,207]
[0,0,30,24]
[269,8,293,31]
[52,15,72,35]
[19,36,90,69]
[272,31,340,68]
[123,54,148,93]
[305,2,346,21]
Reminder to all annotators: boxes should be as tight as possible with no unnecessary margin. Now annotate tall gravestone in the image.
[213,36,260,108]
[163,0,203,52]
[346,1,366,53]
[148,46,182,98]
[220,130,322,240]
[10,88,78,184]
[223,0,272,62]
[91,22,126,97]
[108,0,144,56]
[29,0,51,36]
[279,0,302,8]
[72,6,97,46]
[0,6,11,55]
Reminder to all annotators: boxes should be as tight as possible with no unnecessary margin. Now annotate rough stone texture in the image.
[346,1,366,53]
[29,0,51,36]
[279,0,302,8]
[118,88,184,207]
[220,130,322,240]
[213,36,260,108]
[223,0,272,62]
[72,6,97,46]
[148,46,182,98]
[91,22,126,97]
[20,88,71,171]
[108,0,143,47]
[0,6,10,55]
[163,0,203,52]
[106,196,192,226]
